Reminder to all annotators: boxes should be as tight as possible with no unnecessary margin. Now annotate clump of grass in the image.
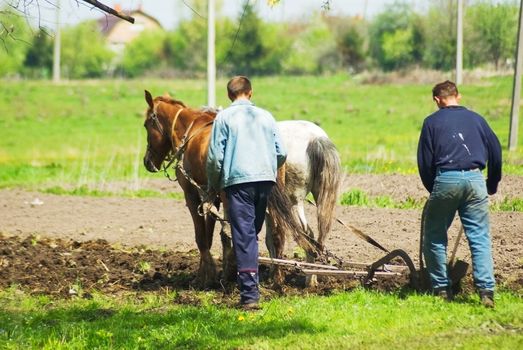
[340,189,424,209]
[398,196,424,209]
[340,188,369,206]
[43,185,184,200]
[491,197,523,212]
[137,261,151,274]
[340,189,522,212]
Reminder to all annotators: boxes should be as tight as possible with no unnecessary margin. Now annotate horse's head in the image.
[142,90,185,173]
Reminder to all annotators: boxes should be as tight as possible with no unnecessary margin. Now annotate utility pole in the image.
[509,0,523,151]
[207,0,216,107]
[456,0,463,85]
[52,0,61,83]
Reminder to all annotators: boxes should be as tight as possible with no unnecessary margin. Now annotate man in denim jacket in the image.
[417,80,502,307]
[206,76,287,309]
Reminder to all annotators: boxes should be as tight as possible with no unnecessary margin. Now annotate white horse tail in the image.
[306,137,342,248]
[267,179,320,257]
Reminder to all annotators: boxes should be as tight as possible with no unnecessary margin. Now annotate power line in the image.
[181,0,206,20]
[219,0,250,66]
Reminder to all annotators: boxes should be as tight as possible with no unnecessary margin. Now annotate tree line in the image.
[0,0,519,79]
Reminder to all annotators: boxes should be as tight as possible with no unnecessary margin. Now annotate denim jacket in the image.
[206,99,287,190]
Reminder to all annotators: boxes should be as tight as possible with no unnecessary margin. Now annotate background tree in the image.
[467,1,518,70]
[422,1,456,71]
[337,23,366,73]
[119,30,167,77]
[368,2,424,70]
[226,1,266,75]
[23,29,53,78]
[60,21,113,79]
[165,18,207,77]
[325,15,368,73]
[282,14,339,74]
[0,8,32,77]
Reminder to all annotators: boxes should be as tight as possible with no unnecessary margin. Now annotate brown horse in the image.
[143,90,340,287]
[143,90,222,286]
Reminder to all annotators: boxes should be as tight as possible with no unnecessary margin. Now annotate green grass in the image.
[0,75,522,190]
[0,287,521,349]
[340,188,523,212]
[42,185,185,200]
[2,77,522,349]
[340,188,423,209]
[490,197,523,212]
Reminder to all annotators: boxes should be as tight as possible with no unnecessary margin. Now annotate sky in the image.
[8,0,427,31]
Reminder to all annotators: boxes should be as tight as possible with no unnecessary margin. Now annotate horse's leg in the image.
[185,191,217,287]
[294,199,319,288]
[219,193,237,282]
[265,213,286,287]
[265,168,287,288]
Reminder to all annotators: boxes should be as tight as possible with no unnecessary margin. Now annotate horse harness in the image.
[149,106,222,220]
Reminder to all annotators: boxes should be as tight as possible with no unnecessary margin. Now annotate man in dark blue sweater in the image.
[417,80,502,307]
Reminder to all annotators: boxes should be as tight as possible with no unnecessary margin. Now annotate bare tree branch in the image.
[79,0,135,23]
[0,21,31,52]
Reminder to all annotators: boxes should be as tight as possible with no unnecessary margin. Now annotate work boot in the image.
[479,289,495,308]
[433,287,453,302]
[239,302,261,311]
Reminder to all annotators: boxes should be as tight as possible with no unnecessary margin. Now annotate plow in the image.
[256,200,469,293]
[202,189,468,293]
[205,198,424,291]
[259,248,418,289]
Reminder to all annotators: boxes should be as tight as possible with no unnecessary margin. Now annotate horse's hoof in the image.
[195,274,217,289]
[305,274,319,288]
[196,267,218,288]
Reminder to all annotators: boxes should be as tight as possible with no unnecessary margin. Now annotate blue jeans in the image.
[423,169,495,291]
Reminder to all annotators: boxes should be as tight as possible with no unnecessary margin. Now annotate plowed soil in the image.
[1,174,522,301]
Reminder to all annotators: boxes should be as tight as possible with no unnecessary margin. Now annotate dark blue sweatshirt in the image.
[417,106,502,194]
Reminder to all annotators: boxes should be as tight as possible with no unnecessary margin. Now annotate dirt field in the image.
[1,174,522,299]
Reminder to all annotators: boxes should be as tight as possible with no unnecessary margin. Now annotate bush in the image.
[282,14,340,75]
[165,18,207,77]
[61,21,113,79]
[466,2,518,70]
[23,29,53,79]
[369,2,425,71]
[120,30,167,78]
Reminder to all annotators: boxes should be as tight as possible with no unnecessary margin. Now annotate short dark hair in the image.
[227,76,252,100]
[432,80,459,99]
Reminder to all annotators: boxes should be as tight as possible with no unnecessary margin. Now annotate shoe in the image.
[479,290,495,308]
[239,302,261,311]
[433,287,453,301]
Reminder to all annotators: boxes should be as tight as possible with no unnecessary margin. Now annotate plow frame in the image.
[259,248,419,290]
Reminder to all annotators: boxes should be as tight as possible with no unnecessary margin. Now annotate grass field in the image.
[1,287,522,349]
[1,76,522,349]
[0,75,522,190]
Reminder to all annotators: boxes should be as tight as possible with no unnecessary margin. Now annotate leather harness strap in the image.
[170,107,185,147]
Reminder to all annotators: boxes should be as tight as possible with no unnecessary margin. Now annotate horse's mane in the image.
[154,96,218,122]
[154,96,187,108]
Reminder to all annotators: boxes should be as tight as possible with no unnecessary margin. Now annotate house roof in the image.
[97,9,162,36]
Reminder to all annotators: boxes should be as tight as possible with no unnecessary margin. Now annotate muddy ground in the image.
[0,174,522,301]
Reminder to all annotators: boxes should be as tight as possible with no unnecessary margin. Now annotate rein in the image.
[162,117,214,181]
[153,105,218,217]
[168,119,223,222]
[160,107,185,176]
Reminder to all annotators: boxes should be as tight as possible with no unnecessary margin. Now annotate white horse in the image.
[265,120,343,285]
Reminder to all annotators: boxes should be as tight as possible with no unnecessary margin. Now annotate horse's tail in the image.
[267,179,320,256]
[307,137,343,248]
